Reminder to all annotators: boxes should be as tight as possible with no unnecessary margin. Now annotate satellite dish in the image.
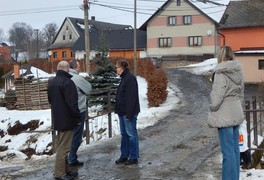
[207,30,212,36]
[48,51,52,56]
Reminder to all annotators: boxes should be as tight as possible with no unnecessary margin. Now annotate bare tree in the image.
[42,23,58,48]
[28,29,47,60]
[8,22,33,61]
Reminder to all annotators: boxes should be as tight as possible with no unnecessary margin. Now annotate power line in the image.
[0,6,80,16]
[0,1,226,18]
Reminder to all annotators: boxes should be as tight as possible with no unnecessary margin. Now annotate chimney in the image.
[14,64,20,79]
[91,16,95,20]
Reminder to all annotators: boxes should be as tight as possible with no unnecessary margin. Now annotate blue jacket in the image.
[48,70,81,131]
[115,68,140,119]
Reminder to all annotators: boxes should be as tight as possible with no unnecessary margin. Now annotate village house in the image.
[218,0,264,83]
[48,16,146,61]
[140,0,229,62]
[0,42,12,62]
[72,28,147,60]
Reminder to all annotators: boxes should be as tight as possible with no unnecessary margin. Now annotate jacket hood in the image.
[69,68,78,75]
[214,60,243,85]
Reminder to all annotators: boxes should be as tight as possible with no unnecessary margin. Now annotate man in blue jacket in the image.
[114,59,140,165]
[48,61,81,180]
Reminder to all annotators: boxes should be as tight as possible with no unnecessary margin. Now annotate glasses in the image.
[116,66,120,69]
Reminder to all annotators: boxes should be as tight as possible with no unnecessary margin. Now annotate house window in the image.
[63,35,66,40]
[69,34,72,39]
[53,52,58,58]
[62,51,67,58]
[183,15,192,25]
[159,37,172,48]
[71,51,75,58]
[258,60,264,69]
[189,36,202,46]
[66,26,68,30]
[168,16,176,26]
[177,0,181,6]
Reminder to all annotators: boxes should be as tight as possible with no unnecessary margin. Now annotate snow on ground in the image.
[0,58,264,179]
[0,76,180,166]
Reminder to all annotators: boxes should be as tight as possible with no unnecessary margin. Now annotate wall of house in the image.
[237,54,264,83]
[53,19,79,45]
[75,50,96,60]
[50,18,81,61]
[220,27,264,51]
[109,50,141,59]
[0,46,11,61]
[50,48,72,61]
[146,0,217,58]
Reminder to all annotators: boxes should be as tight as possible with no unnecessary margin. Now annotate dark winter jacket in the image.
[48,70,81,131]
[115,68,140,119]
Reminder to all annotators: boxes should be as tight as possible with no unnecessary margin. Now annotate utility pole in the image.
[133,0,137,75]
[83,0,90,73]
[35,29,39,60]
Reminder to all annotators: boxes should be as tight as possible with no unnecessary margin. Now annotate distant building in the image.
[48,17,147,61]
[0,42,12,62]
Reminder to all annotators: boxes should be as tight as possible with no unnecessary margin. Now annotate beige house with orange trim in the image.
[140,0,230,59]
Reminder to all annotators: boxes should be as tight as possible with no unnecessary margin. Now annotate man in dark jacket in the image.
[48,61,81,180]
[114,59,140,165]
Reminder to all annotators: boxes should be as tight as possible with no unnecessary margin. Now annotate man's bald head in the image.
[57,61,70,72]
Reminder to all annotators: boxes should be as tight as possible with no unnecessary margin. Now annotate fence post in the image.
[245,100,251,149]
[259,99,263,136]
[252,96,258,146]
[108,90,112,138]
[85,109,90,144]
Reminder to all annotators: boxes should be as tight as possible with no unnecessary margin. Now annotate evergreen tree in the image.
[88,32,119,111]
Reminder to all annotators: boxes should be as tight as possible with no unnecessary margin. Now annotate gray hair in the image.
[57,61,70,72]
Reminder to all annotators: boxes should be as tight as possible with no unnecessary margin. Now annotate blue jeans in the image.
[218,125,240,180]
[68,111,86,164]
[118,114,139,160]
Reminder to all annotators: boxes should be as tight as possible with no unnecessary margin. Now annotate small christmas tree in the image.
[88,32,119,111]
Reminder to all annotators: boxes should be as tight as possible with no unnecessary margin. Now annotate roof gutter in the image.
[217,30,226,46]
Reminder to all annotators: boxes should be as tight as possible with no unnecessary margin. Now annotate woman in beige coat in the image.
[208,46,244,180]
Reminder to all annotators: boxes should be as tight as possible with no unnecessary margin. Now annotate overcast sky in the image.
[0,0,165,36]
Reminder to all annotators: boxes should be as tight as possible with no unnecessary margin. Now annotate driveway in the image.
[2,68,258,180]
